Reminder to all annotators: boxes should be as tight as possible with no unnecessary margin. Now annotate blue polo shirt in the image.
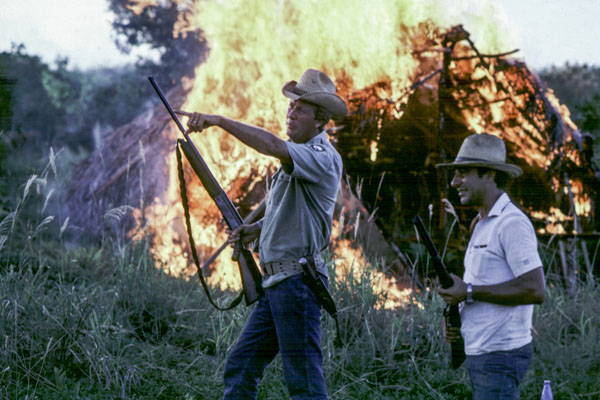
[259,131,342,286]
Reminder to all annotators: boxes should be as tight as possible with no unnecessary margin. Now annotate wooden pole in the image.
[558,240,575,295]
[564,173,593,280]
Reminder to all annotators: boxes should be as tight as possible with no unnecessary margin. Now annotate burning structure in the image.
[339,24,595,235]
[63,1,597,308]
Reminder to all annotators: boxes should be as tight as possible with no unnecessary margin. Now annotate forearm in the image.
[217,117,290,162]
[472,268,545,306]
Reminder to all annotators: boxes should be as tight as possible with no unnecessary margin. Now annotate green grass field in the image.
[1,167,599,399]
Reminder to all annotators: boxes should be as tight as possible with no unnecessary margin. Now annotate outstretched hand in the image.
[174,110,220,134]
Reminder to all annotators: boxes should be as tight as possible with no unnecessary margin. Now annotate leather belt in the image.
[262,260,303,276]
[261,254,324,277]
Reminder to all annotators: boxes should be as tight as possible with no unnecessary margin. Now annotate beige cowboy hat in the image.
[282,68,348,118]
[436,133,523,177]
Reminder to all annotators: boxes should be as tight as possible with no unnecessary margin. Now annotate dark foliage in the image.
[577,93,600,134]
[0,45,63,146]
[538,64,600,123]
[0,47,154,153]
[109,0,207,84]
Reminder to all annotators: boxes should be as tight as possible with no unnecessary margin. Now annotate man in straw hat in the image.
[177,68,346,399]
[436,133,546,399]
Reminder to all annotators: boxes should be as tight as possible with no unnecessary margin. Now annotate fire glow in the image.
[125,0,586,308]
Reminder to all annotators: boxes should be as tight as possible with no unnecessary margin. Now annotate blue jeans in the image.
[223,274,327,400]
[466,342,533,400]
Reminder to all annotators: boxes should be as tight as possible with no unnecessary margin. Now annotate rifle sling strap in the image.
[176,142,243,310]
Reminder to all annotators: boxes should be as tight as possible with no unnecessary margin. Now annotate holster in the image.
[300,255,343,347]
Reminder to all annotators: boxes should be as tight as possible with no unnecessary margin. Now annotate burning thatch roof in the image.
[63,86,182,239]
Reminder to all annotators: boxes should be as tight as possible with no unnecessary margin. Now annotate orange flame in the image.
[530,208,570,235]
[330,221,416,310]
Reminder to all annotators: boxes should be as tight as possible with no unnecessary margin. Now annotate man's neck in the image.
[477,188,504,219]
[294,128,322,144]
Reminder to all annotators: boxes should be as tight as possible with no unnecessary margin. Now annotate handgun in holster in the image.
[299,255,343,347]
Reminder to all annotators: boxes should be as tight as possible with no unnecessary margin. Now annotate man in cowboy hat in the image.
[177,68,346,399]
[436,133,546,399]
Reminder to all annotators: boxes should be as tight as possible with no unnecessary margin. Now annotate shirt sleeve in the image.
[285,141,335,183]
[499,215,543,277]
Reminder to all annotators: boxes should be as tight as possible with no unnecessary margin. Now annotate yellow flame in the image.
[567,179,592,218]
[163,0,512,288]
[126,0,158,15]
[531,207,571,234]
[330,221,416,309]
[183,0,514,129]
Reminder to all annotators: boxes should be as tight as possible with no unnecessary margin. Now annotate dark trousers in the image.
[466,342,533,400]
[223,274,327,400]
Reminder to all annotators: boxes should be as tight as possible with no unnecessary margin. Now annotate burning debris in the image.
[62,1,597,308]
[338,24,595,239]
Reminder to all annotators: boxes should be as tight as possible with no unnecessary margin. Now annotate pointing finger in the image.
[174,110,191,117]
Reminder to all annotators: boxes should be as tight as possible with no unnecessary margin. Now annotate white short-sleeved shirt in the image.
[461,193,542,355]
[259,131,342,287]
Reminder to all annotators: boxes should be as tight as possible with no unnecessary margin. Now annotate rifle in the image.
[148,76,263,307]
[413,215,466,369]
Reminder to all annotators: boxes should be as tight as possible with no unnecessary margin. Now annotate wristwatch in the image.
[466,283,474,304]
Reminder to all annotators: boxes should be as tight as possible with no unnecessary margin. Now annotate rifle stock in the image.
[413,215,466,369]
[149,76,263,306]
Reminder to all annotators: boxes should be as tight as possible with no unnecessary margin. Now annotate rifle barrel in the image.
[412,215,453,288]
[148,77,243,229]
[148,77,188,137]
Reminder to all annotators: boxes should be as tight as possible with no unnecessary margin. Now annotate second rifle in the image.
[413,215,466,369]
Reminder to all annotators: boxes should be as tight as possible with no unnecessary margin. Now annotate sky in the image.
[0,0,152,69]
[1,0,599,71]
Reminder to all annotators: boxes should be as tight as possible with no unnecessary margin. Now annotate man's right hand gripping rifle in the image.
[226,220,262,258]
[438,274,466,345]
[437,199,465,349]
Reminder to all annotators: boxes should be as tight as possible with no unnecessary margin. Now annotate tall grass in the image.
[1,154,599,399]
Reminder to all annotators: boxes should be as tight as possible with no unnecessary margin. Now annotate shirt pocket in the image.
[268,173,291,206]
[467,245,487,278]
[472,247,506,284]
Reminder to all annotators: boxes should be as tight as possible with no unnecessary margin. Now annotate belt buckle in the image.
[263,262,273,276]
